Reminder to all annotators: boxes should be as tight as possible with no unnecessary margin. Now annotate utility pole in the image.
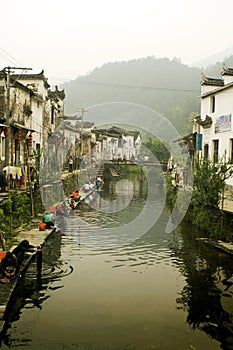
[5,67,10,167]
[4,66,32,167]
[80,108,84,156]
[80,108,88,156]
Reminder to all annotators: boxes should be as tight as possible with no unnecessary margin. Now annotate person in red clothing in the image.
[72,190,80,202]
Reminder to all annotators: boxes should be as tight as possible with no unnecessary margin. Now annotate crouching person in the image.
[0,251,18,283]
[42,212,55,229]
[12,240,35,268]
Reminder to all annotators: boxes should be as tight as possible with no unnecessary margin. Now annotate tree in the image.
[142,138,170,163]
[192,160,232,209]
[189,159,233,240]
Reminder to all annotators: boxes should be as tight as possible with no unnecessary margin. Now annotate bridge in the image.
[102,160,166,167]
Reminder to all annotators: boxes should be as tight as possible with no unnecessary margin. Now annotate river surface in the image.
[1,177,233,350]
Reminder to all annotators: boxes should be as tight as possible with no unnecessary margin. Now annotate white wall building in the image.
[0,69,65,168]
[195,64,233,185]
[92,126,141,162]
[12,70,50,153]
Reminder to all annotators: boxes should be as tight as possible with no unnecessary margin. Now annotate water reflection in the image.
[1,231,73,348]
[63,177,233,349]
[62,175,166,250]
[2,176,233,349]
[173,224,233,350]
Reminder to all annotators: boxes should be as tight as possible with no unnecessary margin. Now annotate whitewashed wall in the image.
[200,82,233,186]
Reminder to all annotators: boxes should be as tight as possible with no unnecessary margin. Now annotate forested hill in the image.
[62,55,233,136]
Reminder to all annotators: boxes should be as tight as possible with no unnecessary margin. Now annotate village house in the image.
[0,67,142,187]
[193,63,233,186]
[54,118,95,171]
[0,69,65,171]
[92,126,141,162]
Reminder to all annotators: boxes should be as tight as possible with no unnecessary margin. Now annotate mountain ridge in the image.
[61,54,233,136]
[191,45,233,69]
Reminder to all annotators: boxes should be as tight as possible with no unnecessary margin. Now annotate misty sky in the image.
[1,0,233,83]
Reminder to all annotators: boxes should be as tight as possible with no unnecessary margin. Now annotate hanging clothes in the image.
[15,165,25,185]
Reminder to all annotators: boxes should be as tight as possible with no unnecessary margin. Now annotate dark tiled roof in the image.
[195,115,212,129]
[75,121,94,128]
[201,73,224,86]
[11,70,50,88]
[201,81,233,98]
[93,126,140,139]
[221,63,233,76]
[48,85,65,100]
[0,74,36,95]
[109,126,140,138]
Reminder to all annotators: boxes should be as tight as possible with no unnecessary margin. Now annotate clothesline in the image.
[3,166,26,180]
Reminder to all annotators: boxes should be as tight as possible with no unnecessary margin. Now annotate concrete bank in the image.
[0,226,55,334]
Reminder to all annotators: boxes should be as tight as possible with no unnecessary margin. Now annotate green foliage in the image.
[11,193,31,226]
[166,175,177,208]
[166,158,233,241]
[192,160,232,209]
[4,198,12,214]
[142,138,170,163]
[63,173,79,197]
[189,159,233,240]
[0,193,31,243]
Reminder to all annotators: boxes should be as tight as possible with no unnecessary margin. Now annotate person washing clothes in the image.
[42,212,55,229]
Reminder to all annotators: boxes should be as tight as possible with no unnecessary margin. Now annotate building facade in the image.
[0,69,65,169]
[194,64,233,185]
[92,126,141,162]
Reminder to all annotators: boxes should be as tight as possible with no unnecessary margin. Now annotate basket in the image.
[39,222,46,231]
[0,251,7,261]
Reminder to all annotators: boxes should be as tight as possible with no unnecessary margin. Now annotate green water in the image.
[1,177,233,350]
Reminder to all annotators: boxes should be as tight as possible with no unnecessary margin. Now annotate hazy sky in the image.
[1,0,233,83]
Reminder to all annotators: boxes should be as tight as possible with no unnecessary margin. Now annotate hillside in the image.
[61,56,233,136]
[191,46,233,69]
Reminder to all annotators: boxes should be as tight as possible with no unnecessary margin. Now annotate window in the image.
[229,139,233,163]
[204,144,209,160]
[118,137,123,147]
[212,139,219,162]
[51,106,54,125]
[211,95,215,113]
[1,135,5,159]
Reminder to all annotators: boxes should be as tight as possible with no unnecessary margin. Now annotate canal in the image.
[1,176,233,350]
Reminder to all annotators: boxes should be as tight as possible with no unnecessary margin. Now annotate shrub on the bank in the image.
[166,175,177,207]
[11,193,31,226]
[63,173,79,197]
[190,159,233,240]
[166,159,233,241]
[0,194,31,243]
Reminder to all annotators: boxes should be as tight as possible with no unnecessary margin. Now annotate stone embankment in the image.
[0,226,55,334]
